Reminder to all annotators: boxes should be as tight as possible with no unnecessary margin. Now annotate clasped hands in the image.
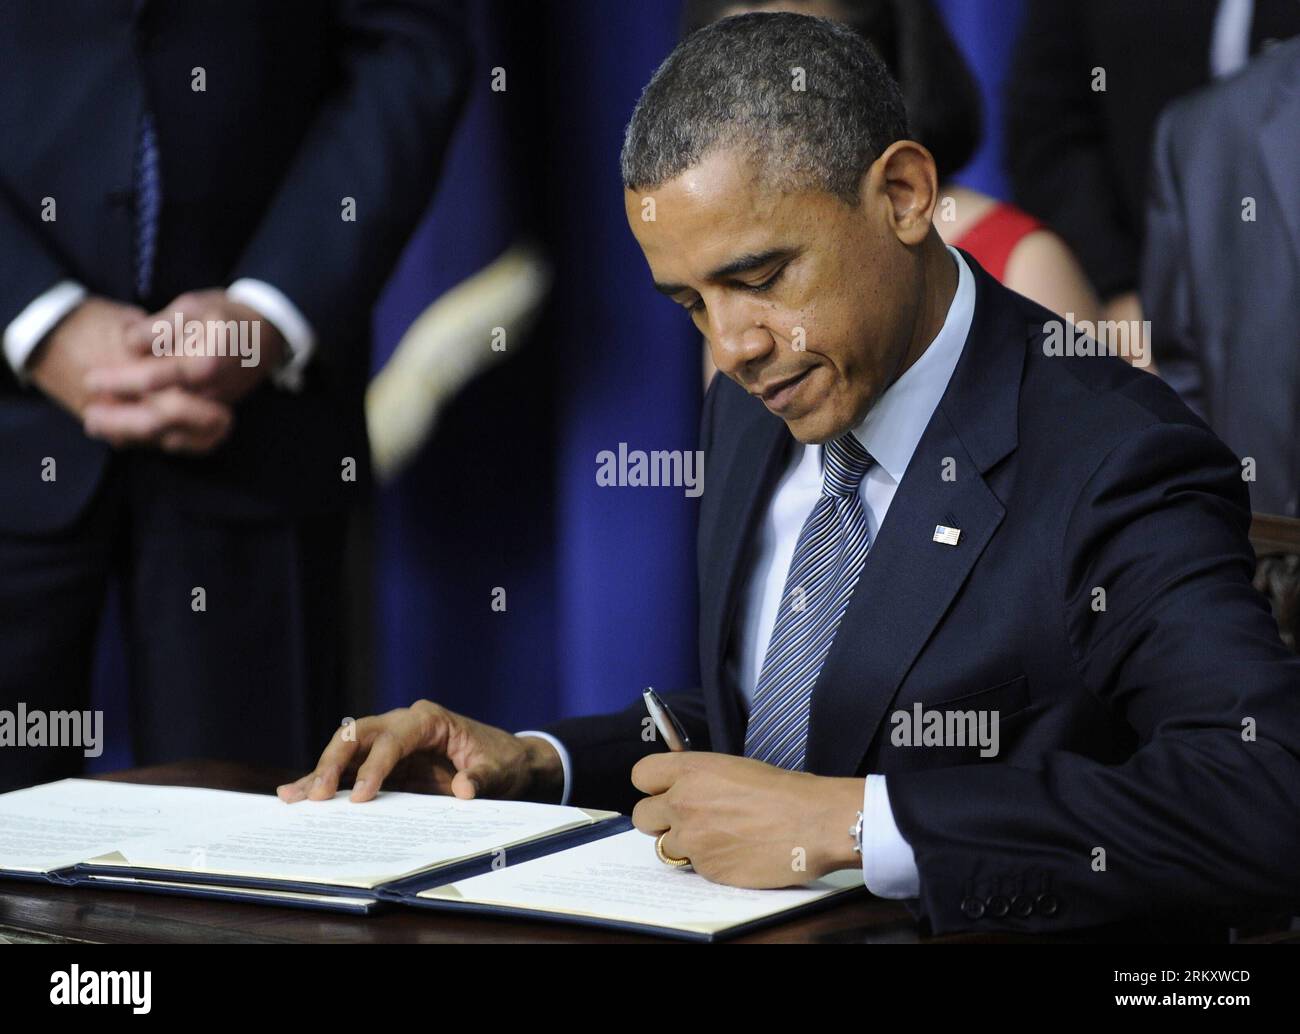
[29,290,285,454]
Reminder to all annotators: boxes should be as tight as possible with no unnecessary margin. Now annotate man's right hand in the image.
[276,700,566,805]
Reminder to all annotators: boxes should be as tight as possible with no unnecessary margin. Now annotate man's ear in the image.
[862,140,939,247]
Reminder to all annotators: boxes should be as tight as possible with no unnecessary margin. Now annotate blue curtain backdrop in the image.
[367,0,703,732]
[89,0,1027,772]
[937,0,1025,199]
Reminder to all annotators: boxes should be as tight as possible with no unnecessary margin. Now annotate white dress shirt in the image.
[1210,0,1254,79]
[3,278,315,391]
[522,245,975,900]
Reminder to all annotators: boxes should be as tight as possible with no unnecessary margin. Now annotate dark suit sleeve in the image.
[0,178,76,392]
[1004,0,1136,298]
[229,0,470,363]
[886,417,1300,934]
[1140,103,1207,418]
[0,184,70,329]
[541,691,711,815]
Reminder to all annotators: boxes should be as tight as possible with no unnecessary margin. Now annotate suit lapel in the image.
[803,411,1005,775]
[804,255,1024,776]
[699,398,793,755]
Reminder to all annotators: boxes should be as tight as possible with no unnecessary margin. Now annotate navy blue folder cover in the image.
[62,816,629,917]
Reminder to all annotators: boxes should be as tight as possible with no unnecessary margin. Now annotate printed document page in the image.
[420,827,863,936]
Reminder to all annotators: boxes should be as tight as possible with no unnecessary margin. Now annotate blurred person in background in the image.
[0,1,467,792]
[1006,0,1300,335]
[1142,37,1300,517]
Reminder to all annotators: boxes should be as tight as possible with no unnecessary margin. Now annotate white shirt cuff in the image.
[3,280,88,383]
[861,774,920,898]
[514,730,572,807]
[226,278,316,392]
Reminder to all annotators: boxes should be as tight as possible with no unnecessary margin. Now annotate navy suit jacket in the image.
[1143,37,1300,516]
[545,254,1300,935]
[0,0,469,533]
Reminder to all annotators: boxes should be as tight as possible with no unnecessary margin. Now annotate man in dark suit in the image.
[1143,37,1300,517]
[0,1,467,792]
[1005,0,1300,327]
[280,13,1300,935]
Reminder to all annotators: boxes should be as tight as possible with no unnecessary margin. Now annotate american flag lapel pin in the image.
[933,524,961,546]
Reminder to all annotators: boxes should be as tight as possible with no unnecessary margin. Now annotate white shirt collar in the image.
[845,245,974,484]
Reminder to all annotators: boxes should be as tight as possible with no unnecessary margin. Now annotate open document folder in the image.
[0,778,864,941]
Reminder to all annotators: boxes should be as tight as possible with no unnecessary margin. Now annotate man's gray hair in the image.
[621,12,911,205]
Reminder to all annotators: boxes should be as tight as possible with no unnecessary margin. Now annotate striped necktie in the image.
[134,110,162,301]
[744,432,875,770]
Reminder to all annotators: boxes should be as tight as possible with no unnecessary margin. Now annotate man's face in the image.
[625,147,925,443]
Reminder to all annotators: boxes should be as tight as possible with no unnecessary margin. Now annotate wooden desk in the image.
[1,762,1292,944]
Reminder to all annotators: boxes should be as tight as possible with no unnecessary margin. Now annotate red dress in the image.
[953,202,1044,282]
